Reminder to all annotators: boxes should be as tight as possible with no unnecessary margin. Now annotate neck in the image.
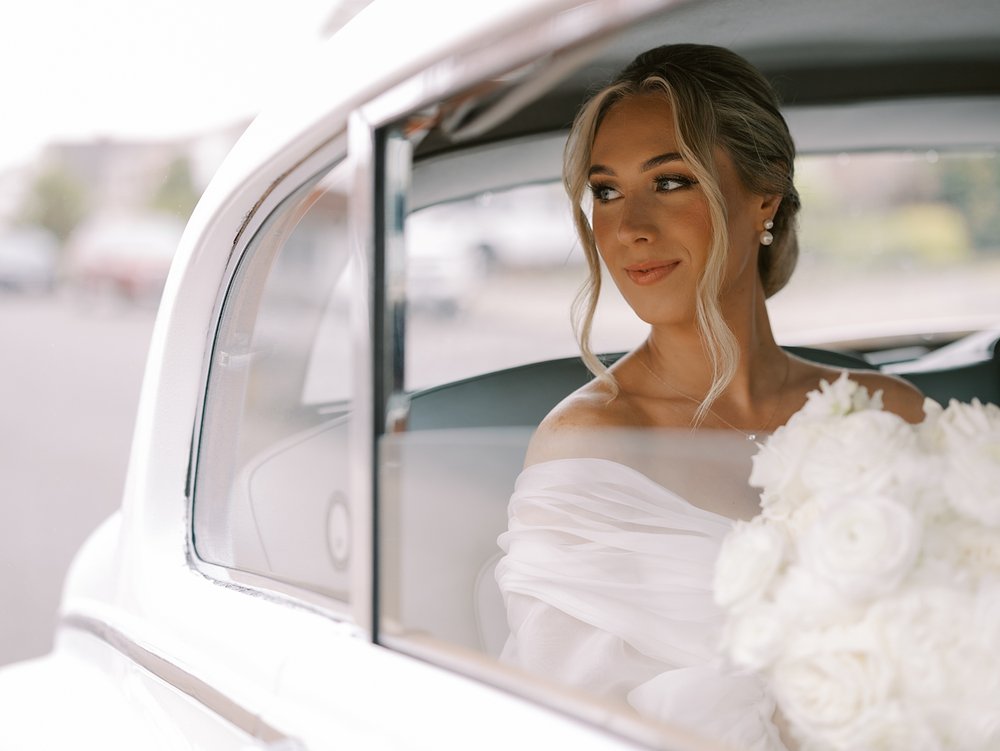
[643,281,785,410]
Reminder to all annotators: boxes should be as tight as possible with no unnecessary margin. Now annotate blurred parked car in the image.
[0,0,997,749]
[0,226,58,293]
[64,212,184,303]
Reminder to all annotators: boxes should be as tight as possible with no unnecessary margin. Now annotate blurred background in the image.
[0,0,370,667]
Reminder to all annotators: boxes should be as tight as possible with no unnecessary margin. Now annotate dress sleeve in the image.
[495,458,789,751]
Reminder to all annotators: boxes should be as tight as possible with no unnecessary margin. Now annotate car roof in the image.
[204,0,1000,220]
[410,0,1000,157]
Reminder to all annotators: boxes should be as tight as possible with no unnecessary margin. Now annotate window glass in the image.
[403,149,1000,391]
[377,141,1000,737]
[769,149,1000,362]
[193,160,355,604]
[403,181,645,392]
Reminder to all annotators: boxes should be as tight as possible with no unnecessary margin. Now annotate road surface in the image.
[0,292,155,667]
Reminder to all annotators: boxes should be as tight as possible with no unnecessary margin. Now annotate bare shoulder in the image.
[523,378,640,467]
[845,369,927,423]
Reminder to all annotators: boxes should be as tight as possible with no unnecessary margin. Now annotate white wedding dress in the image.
[495,456,788,751]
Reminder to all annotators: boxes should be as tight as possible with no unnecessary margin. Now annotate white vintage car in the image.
[2,0,998,749]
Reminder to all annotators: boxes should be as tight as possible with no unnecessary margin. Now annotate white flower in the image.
[719,388,1000,751]
[722,601,789,671]
[938,398,1000,439]
[934,400,1000,526]
[798,411,921,501]
[798,495,921,601]
[750,422,821,522]
[917,397,945,451]
[871,589,976,701]
[792,373,884,424]
[919,518,1000,585]
[714,518,787,610]
[769,624,899,750]
[772,565,856,630]
[871,589,1000,749]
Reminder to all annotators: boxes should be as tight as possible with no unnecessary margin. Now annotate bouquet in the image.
[714,374,1000,751]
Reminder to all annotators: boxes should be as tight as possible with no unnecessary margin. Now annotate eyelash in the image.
[654,174,695,192]
[588,174,696,203]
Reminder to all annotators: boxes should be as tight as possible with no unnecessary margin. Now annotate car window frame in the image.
[186,130,380,628]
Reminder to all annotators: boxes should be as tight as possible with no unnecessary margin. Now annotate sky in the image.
[1,0,342,170]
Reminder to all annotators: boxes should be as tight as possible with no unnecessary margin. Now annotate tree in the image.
[18,163,90,244]
[148,156,200,219]
[938,155,1000,253]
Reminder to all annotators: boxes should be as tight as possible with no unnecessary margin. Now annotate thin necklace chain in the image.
[637,351,791,441]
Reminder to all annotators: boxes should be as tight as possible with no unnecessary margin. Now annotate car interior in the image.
[384,0,1000,656]
[229,0,1000,668]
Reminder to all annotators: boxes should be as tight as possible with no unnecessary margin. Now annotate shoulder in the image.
[523,378,641,467]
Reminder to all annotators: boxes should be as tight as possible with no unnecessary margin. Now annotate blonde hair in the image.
[564,44,800,421]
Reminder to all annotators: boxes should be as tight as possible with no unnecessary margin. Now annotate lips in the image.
[624,260,680,285]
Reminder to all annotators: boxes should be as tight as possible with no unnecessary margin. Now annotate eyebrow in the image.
[588,151,684,178]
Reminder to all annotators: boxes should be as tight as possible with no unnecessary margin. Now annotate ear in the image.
[757,193,782,226]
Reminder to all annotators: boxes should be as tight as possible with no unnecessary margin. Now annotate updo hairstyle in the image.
[564,44,801,416]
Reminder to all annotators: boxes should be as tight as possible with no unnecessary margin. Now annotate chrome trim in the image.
[61,614,292,743]
[189,556,355,622]
[347,109,377,635]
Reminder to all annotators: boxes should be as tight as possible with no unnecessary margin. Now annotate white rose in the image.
[769,624,899,750]
[798,411,921,501]
[798,495,921,601]
[920,518,1000,585]
[943,453,1000,527]
[714,518,788,610]
[917,397,945,451]
[939,398,1000,438]
[772,565,857,630]
[750,423,821,522]
[935,400,1000,526]
[870,589,974,700]
[792,373,884,424]
[867,587,1000,748]
[722,600,789,670]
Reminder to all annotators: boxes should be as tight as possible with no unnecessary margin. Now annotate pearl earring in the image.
[760,219,774,246]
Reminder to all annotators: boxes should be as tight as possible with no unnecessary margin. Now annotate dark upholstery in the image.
[895,341,1000,406]
[408,346,875,430]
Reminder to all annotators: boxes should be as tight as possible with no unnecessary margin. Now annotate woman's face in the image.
[588,93,772,326]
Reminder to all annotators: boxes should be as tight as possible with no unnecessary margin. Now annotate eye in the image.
[588,183,621,203]
[654,175,694,192]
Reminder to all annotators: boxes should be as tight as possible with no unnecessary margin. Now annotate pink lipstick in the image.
[624,260,679,285]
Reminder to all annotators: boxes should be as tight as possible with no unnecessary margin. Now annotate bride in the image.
[495,44,925,750]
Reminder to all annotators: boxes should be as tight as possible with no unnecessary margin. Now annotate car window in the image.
[369,1,1000,745]
[376,124,659,741]
[403,148,1000,388]
[192,159,356,607]
[376,99,1000,751]
[770,149,1000,361]
[403,180,646,391]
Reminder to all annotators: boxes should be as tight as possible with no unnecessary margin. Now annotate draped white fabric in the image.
[496,457,787,751]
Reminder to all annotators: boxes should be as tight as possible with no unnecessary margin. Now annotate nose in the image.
[616,196,657,245]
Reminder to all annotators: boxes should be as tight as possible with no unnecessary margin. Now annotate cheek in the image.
[590,211,616,258]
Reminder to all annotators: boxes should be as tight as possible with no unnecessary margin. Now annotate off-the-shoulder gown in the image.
[496,457,787,751]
